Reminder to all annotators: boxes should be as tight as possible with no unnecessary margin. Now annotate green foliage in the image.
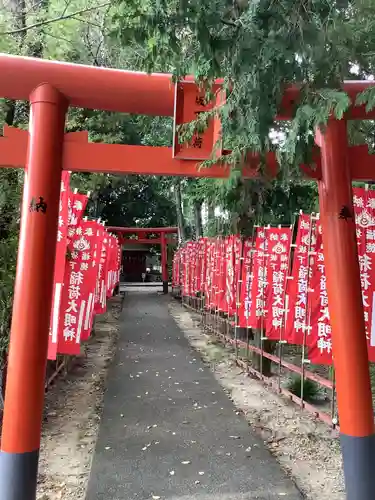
[0,169,22,364]
[182,171,318,236]
[112,0,375,167]
[356,87,375,113]
[286,374,321,403]
[89,175,176,227]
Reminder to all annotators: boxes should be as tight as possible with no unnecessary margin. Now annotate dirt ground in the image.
[169,302,345,500]
[36,299,120,500]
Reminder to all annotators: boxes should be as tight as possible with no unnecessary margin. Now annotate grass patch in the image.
[286,374,321,402]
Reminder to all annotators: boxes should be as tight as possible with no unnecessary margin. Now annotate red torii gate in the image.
[0,52,374,499]
[108,226,178,293]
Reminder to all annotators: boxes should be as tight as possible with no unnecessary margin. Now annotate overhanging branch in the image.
[0,2,111,36]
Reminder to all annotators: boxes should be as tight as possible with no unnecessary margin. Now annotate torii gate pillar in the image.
[0,84,67,500]
[317,119,375,500]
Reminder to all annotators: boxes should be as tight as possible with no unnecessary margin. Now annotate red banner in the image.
[106,235,120,298]
[48,171,71,360]
[232,236,243,318]
[212,238,221,309]
[191,241,200,295]
[181,245,189,296]
[210,239,220,309]
[284,215,313,345]
[248,228,268,329]
[217,238,226,312]
[67,192,88,232]
[265,227,292,340]
[238,238,253,327]
[199,238,208,295]
[80,222,103,341]
[187,243,194,296]
[353,187,375,362]
[307,219,332,364]
[225,236,235,316]
[204,239,215,308]
[183,242,191,297]
[94,228,108,314]
[308,187,375,364]
[57,220,101,355]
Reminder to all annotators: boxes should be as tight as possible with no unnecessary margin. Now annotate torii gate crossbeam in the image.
[0,52,374,500]
[0,126,280,179]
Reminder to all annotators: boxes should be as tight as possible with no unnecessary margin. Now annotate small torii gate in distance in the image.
[1,53,375,499]
[108,226,178,293]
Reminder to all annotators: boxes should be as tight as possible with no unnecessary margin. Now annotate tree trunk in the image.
[194,200,203,239]
[207,204,215,220]
[174,179,186,244]
[206,203,215,234]
[94,194,101,218]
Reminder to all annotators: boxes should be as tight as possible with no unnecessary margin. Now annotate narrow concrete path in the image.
[86,289,302,500]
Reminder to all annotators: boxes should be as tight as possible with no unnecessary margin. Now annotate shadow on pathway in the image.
[86,289,302,500]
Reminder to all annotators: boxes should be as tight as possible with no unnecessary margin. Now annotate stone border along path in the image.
[86,288,302,500]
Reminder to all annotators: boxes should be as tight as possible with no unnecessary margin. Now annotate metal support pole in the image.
[318,119,375,500]
[0,84,67,500]
[161,232,168,294]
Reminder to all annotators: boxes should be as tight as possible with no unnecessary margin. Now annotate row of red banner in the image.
[172,187,375,365]
[47,172,121,360]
